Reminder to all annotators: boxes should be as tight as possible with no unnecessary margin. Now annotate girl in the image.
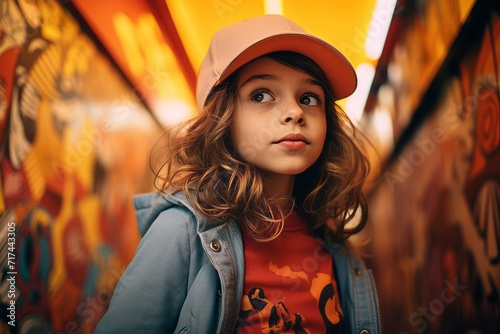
[96,14,381,334]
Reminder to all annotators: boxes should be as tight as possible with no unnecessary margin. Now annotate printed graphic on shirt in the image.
[236,262,343,334]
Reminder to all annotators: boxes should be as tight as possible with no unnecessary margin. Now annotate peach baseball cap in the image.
[196,14,357,110]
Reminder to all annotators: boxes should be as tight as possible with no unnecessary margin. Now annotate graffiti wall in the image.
[367,1,499,333]
[0,0,160,332]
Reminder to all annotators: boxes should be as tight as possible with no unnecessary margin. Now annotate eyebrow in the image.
[239,74,277,88]
[239,74,322,90]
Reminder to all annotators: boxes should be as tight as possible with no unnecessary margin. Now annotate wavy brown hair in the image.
[152,51,370,244]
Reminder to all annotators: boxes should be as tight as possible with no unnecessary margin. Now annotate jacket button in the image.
[360,330,369,334]
[210,241,221,252]
[354,267,362,276]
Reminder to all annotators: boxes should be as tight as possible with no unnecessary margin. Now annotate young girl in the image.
[96,14,381,334]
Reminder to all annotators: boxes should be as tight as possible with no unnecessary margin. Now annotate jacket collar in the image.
[133,190,222,236]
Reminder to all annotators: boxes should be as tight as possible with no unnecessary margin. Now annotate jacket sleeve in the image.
[95,207,194,334]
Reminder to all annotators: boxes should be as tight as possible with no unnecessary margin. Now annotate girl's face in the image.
[232,56,327,179]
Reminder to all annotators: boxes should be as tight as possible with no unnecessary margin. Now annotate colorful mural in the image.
[0,0,159,333]
[367,4,500,334]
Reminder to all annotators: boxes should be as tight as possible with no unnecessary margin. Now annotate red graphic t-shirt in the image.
[235,212,343,333]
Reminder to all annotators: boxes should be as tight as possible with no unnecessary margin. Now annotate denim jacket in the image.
[95,191,381,334]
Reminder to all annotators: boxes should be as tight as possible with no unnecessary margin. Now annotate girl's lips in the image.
[274,133,310,144]
[277,140,307,150]
[274,133,309,150]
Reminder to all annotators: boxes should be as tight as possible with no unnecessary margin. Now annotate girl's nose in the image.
[280,100,305,125]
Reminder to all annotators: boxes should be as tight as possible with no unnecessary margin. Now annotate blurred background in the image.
[0,0,498,333]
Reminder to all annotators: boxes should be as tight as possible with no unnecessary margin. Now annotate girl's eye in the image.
[300,93,321,106]
[250,89,274,103]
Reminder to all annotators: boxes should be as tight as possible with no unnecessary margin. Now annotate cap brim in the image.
[217,33,357,100]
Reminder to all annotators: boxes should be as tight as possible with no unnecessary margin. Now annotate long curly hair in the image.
[152,51,370,244]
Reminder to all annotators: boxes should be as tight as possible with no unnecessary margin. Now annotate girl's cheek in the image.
[255,128,274,146]
[236,142,258,161]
